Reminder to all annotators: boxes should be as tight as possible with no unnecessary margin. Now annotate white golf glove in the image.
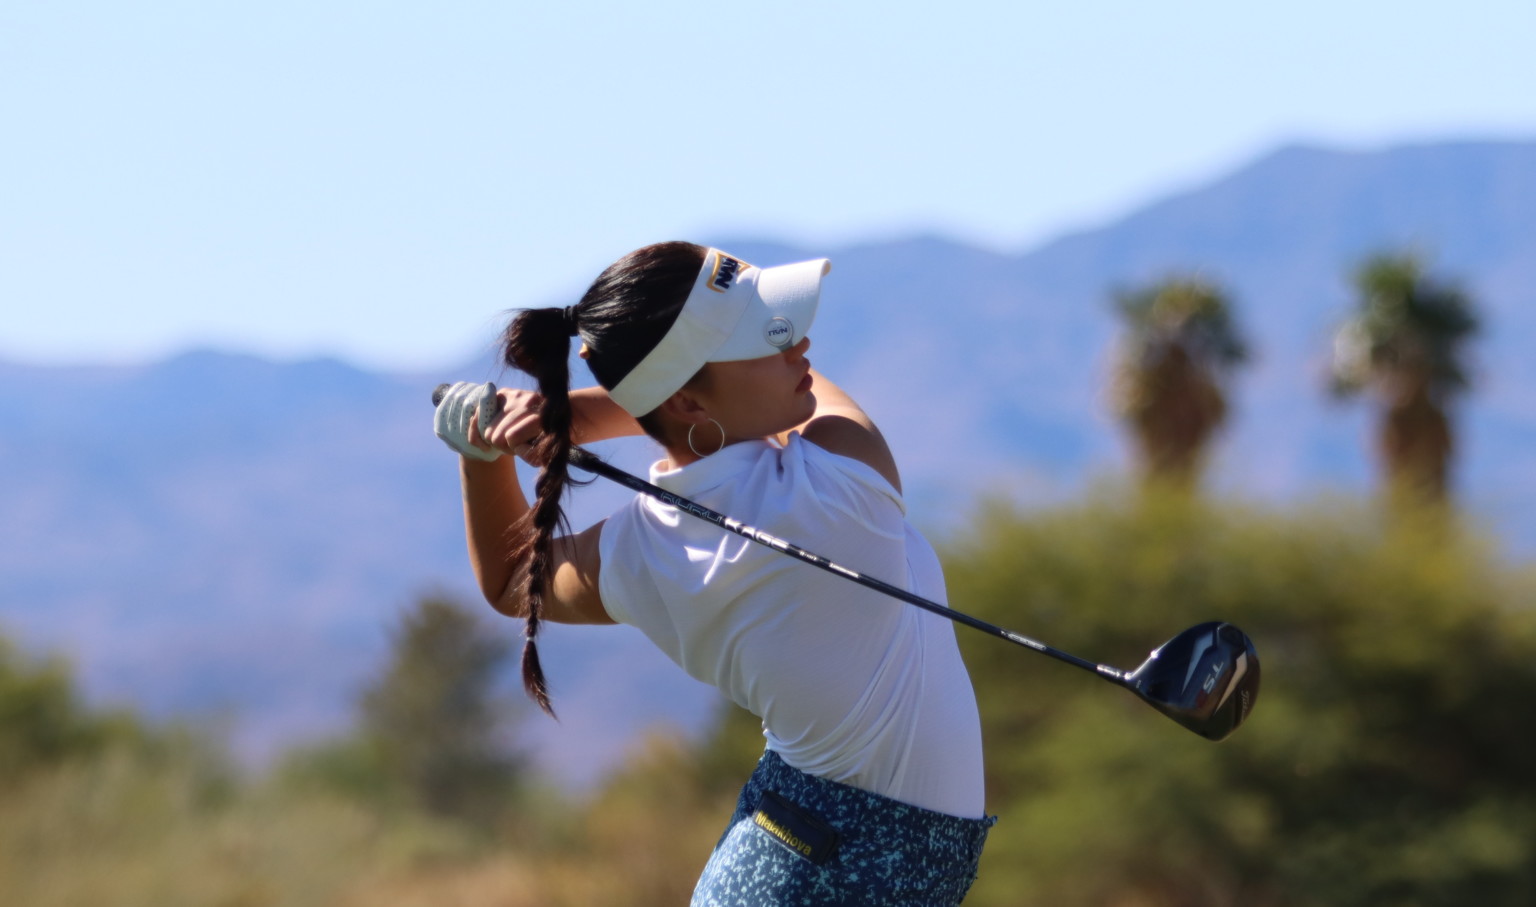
[433,381,503,461]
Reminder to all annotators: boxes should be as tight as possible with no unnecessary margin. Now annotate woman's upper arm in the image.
[496,519,615,626]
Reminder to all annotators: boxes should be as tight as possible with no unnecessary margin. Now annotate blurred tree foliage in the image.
[6,505,1536,905]
[0,636,249,906]
[943,490,1536,906]
[0,636,154,783]
[281,594,527,832]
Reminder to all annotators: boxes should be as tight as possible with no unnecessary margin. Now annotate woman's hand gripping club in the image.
[433,381,549,463]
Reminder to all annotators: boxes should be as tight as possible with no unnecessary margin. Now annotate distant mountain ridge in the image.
[4,138,1533,789]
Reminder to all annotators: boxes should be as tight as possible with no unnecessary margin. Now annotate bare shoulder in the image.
[788,369,903,492]
[800,413,902,493]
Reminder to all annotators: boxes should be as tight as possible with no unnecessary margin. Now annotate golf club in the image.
[433,383,1260,740]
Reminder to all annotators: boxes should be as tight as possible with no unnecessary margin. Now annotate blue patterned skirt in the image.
[691,749,996,906]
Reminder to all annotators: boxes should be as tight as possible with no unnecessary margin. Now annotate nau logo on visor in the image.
[708,255,749,293]
[765,316,793,348]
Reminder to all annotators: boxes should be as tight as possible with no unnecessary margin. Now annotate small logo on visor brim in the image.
[709,255,747,293]
[765,317,794,348]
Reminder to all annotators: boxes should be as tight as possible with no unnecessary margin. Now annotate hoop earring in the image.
[687,418,727,458]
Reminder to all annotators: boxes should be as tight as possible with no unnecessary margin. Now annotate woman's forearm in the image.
[459,385,635,613]
[571,386,646,445]
[461,455,529,611]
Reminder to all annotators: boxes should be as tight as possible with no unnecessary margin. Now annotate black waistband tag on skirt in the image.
[752,790,841,865]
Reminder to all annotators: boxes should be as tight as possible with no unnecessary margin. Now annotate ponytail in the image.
[502,306,584,717]
[498,240,705,716]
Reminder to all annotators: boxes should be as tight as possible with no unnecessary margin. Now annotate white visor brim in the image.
[607,249,829,417]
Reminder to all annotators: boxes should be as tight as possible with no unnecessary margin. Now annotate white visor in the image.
[608,248,829,417]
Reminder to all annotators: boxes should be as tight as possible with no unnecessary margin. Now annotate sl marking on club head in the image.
[1201,658,1228,694]
[1213,653,1250,712]
[1181,628,1218,691]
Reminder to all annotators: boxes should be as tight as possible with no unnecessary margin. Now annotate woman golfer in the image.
[434,241,993,905]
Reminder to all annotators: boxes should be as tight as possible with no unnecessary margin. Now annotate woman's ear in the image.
[657,387,711,425]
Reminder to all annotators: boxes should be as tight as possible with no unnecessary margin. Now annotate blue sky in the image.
[3,0,1532,370]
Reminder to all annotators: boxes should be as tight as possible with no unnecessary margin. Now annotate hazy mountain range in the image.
[4,139,1533,789]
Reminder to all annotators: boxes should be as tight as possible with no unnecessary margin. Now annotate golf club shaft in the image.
[433,384,1128,684]
[570,446,1126,684]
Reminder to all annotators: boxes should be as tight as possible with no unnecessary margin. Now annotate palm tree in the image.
[1330,253,1479,501]
[1109,276,1250,488]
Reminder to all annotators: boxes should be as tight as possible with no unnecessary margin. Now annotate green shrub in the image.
[0,638,147,782]
[943,490,1536,906]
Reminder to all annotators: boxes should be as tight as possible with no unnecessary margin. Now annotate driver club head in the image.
[1124,621,1260,741]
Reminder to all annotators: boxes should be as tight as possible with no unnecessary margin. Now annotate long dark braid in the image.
[502,307,579,717]
[499,241,706,715]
